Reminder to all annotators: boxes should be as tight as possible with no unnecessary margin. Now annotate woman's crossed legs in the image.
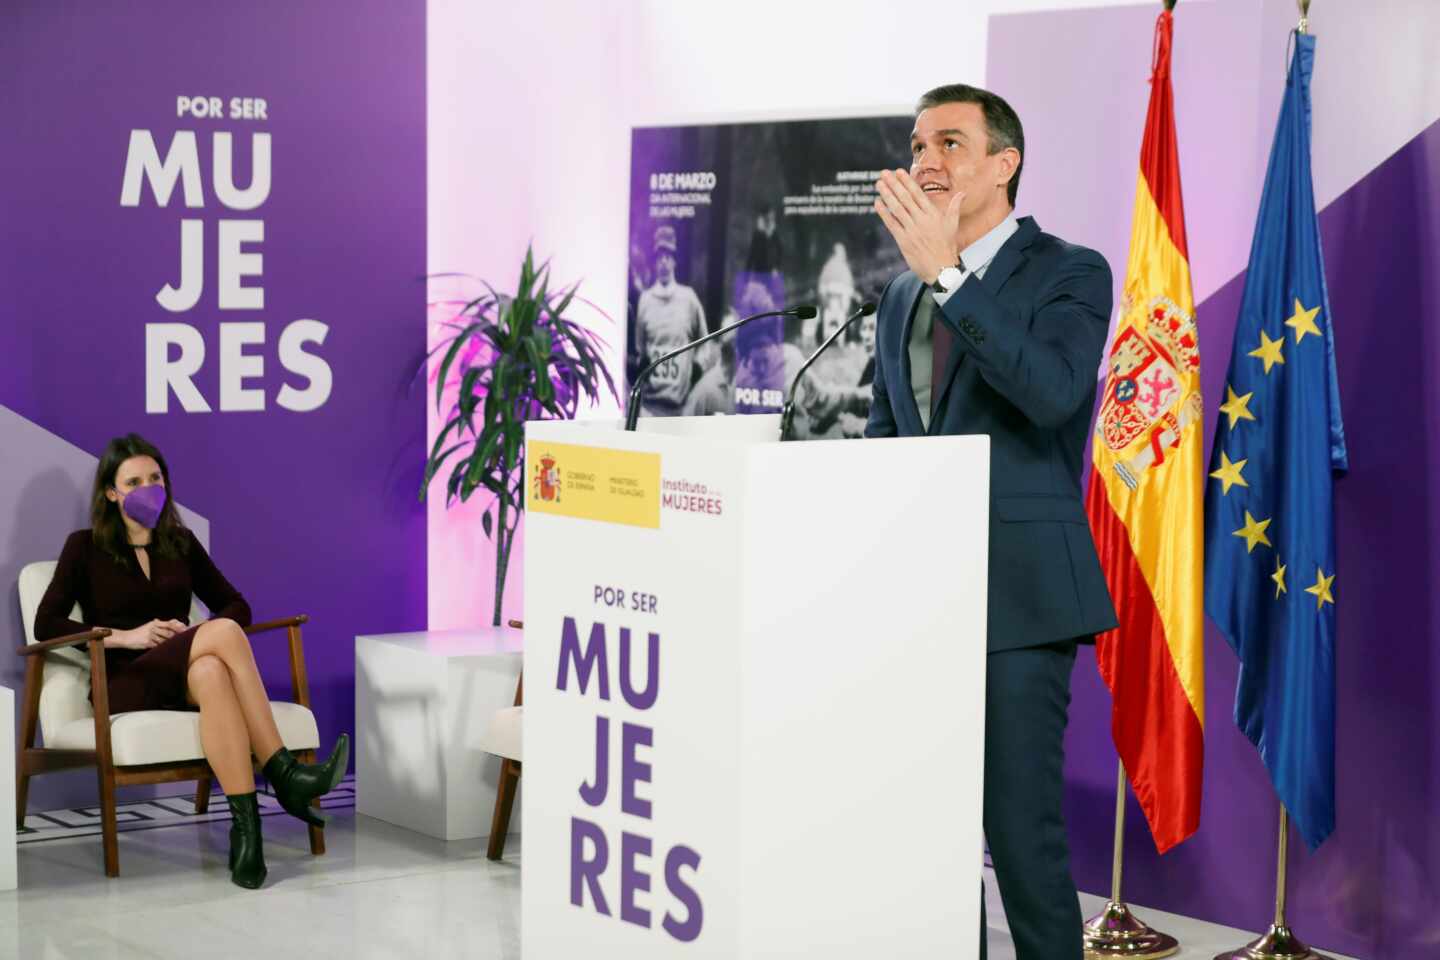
[185,618,284,794]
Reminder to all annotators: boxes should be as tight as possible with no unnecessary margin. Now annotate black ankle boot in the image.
[227,793,267,889]
[262,736,350,827]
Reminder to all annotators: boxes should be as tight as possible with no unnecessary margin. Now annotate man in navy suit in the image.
[867,84,1118,960]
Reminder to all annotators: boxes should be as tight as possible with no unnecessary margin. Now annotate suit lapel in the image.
[977,215,1040,296]
[891,273,926,435]
[930,217,1042,423]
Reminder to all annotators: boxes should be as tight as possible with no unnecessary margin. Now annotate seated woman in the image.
[34,432,349,889]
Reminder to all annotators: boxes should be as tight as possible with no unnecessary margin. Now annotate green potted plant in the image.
[422,246,617,626]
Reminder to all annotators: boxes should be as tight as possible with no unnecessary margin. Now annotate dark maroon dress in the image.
[34,529,252,715]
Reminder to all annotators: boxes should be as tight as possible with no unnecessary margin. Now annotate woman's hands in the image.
[107,619,188,650]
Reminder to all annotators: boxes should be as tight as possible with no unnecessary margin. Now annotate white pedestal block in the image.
[1,684,15,890]
[355,628,523,841]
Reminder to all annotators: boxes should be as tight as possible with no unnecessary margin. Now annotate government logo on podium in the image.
[534,452,561,503]
[525,441,661,529]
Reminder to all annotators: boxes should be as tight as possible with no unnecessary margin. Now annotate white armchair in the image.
[16,560,326,877]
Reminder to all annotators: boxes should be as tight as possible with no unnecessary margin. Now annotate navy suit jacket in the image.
[865,216,1119,653]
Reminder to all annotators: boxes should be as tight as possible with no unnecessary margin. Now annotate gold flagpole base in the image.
[1213,924,1333,960]
[1083,900,1180,958]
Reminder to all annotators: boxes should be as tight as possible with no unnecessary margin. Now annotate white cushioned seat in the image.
[49,701,320,767]
[479,705,522,761]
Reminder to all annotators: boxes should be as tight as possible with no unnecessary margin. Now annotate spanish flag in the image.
[1083,6,1203,854]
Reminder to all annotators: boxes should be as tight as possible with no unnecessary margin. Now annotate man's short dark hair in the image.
[916,83,1024,206]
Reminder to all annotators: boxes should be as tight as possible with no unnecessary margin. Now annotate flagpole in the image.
[1082,762,1179,959]
[1213,804,1333,960]
[1210,3,1341,957]
[1085,2,1204,952]
[1111,761,1125,903]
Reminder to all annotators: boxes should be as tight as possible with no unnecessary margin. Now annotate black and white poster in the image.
[627,116,912,438]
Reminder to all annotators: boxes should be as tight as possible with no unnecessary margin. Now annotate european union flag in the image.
[1203,31,1348,851]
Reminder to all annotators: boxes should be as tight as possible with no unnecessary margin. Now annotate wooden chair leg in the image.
[16,769,31,831]
[194,776,213,814]
[308,817,325,856]
[97,767,120,877]
[487,758,520,861]
[86,641,122,879]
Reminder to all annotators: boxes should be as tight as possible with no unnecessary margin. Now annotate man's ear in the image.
[997,147,1021,190]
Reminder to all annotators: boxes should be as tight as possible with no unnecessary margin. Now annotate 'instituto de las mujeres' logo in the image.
[1098,295,1203,490]
[533,451,562,503]
[661,477,723,517]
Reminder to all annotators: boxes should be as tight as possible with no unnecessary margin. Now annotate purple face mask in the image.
[121,484,168,529]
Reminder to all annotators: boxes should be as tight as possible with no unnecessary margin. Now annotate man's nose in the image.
[912,148,939,172]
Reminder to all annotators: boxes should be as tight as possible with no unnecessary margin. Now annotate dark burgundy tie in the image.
[930,301,953,421]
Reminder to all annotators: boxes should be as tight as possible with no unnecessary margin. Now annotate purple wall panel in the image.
[1312,125,1440,946]
[992,5,1439,955]
[1,2,427,769]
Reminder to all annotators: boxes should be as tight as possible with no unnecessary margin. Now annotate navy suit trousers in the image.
[979,642,1082,960]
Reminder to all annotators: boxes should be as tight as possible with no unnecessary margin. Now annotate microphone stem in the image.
[780,306,871,441]
[626,308,795,431]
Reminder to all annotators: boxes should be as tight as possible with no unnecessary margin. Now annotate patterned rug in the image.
[17,775,356,844]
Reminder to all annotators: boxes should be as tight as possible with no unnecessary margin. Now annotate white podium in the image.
[522,415,990,959]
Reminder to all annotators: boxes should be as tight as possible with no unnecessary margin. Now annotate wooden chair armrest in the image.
[244,615,310,635]
[238,615,314,708]
[18,628,111,656]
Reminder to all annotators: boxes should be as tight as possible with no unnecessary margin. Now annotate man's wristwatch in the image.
[931,264,965,294]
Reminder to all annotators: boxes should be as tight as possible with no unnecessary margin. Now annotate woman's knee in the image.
[187,654,229,690]
[199,617,249,652]
[211,617,246,639]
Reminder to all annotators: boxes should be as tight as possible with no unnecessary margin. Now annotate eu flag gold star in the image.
[1249,330,1286,374]
[1219,384,1257,431]
[1284,298,1322,344]
[1272,558,1287,598]
[1305,567,1336,610]
[1233,511,1272,553]
[1210,451,1249,494]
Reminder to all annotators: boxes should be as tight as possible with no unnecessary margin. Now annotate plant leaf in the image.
[433,320,485,410]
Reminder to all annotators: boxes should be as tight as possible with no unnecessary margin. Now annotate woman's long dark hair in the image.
[91,433,190,563]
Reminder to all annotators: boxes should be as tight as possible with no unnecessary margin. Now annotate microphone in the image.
[779,301,876,442]
[625,303,818,431]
